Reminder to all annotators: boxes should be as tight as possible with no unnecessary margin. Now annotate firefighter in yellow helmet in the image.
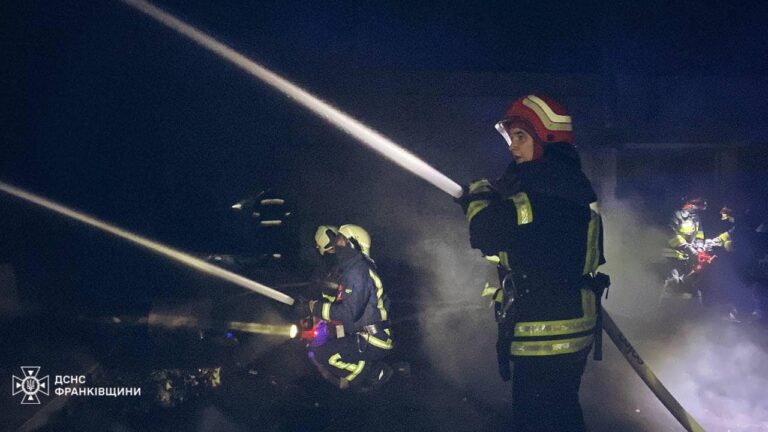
[458,94,607,431]
[306,224,393,391]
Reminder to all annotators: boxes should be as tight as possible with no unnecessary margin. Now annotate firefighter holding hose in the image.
[458,94,607,431]
[301,224,394,391]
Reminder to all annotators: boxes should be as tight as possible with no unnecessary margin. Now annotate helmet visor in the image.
[494,120,513,146]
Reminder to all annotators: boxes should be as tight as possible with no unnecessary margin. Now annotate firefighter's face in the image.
[335,235,350,248]
[507,127,534,163]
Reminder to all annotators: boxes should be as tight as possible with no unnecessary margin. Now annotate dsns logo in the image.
[12,367,49,404]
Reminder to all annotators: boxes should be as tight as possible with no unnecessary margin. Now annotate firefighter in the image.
[305,224,394,391]
[662,197,708,299]
[710,206,766,321]
[459,94,606,431]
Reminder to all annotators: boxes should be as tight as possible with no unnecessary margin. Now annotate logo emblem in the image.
[12,366,49,404]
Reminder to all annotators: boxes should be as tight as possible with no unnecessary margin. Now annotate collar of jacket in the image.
[496,143,596,207]
[333,248,365,273]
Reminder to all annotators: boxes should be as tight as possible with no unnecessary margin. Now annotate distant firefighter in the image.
[710,205,767,322]
[661,197,711,301]
[300,224,393,391]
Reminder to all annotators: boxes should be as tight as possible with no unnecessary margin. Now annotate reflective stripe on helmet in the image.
[522,95,573,132]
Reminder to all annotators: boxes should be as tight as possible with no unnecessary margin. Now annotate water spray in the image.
[117,0,463,199]
[113,2,705,429]
[87,314,299,339]
[0,181,294,306]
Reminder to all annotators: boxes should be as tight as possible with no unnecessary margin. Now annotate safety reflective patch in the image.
[508,192,533,225]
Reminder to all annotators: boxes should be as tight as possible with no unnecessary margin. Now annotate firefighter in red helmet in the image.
[662,196,709,301]
[458,94,608,431]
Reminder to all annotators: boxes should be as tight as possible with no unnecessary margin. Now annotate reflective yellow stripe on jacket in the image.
[508,192,533,225]
[668,234,687,248]
[718,231,733,251]
[511,288,596,356]
[510,201,600,356]
[365,269,393,350]
[663,248,688,260]
[465,179,493,223]
[583,202,601,274]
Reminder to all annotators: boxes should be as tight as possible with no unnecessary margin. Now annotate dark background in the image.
[2,1,768,431]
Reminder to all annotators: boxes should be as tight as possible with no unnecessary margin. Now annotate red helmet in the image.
[495,94,574,145]
[682,197,707,213]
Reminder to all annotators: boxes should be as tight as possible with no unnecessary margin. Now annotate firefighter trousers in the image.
[308,335,388,390]
[511,348,590,432]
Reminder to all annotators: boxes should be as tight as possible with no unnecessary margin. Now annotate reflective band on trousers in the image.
[514,288,596,337]
[511,335,594,356]
[328,353,366,382]
[361,333,393,349]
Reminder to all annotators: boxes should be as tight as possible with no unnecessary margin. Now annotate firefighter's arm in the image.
[459,179,514,255]
[317,275,368,324]
[456,179,499,215]
[706,231,732,251]
[468,190,528,256]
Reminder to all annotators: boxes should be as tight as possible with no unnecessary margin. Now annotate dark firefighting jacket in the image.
[465,143,604,356]
[316,251,393,350]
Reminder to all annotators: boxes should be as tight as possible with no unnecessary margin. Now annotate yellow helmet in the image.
[314,225,338,255]
[338,224,371,257]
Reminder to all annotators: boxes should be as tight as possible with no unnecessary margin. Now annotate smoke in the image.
[589,180,768,431]
[658,319,768,431]
[400,196,512,406]
[599,193,669,317]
